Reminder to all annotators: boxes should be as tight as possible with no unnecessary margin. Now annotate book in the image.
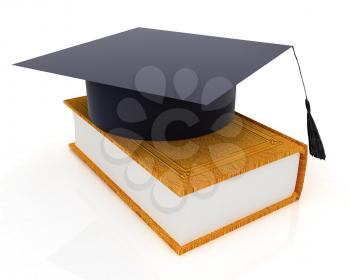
[64,96,307,255]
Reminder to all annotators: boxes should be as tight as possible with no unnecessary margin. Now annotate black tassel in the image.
[292,46,326,160]
[305,99,326,159]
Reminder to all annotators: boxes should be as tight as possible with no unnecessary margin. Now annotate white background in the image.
[0,0,348,279]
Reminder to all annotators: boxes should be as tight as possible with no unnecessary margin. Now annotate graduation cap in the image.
[14,27,325,159]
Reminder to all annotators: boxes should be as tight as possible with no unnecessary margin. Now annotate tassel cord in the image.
[292,46,326,160]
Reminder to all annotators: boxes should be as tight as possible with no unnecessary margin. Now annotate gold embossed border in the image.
[64,96,306,196]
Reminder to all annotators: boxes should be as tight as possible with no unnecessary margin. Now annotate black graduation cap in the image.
[15,27,325,159]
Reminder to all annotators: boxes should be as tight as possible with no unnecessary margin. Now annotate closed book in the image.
[64,96,307,255]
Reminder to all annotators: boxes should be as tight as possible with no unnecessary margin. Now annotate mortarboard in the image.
[14,27,325,159]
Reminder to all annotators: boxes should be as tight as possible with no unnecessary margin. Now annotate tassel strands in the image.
[292,46,326,160]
